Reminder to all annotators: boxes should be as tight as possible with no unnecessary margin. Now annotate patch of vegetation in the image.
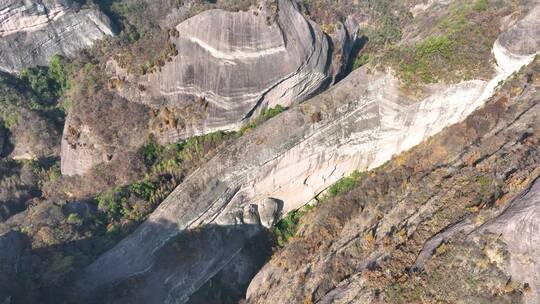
[93,131,232,225]
[19,55,72,108]
[383,236,523,303]
[273,205,312,248]
[384,0,508,88]
[0,55,72,137]
[394,35,455,84]
[475,174,496,202]
[273,170,364,247]
[353,53,374,70]
[474,0,490,11]
[322,170,364,200]
[29,158,62,188]
[347,1,408,71]
[66,213,84,226]
[239,105,286,134]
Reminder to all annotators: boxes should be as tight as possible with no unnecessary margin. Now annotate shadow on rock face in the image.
[82,221,274,304]
[0,220,273,304]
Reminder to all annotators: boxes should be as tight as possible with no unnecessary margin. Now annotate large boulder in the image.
[61,0,350,176]
[0,0,115,73]
[118,0,334,141]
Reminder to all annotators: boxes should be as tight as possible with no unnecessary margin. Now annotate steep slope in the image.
[0,0,114,73]
[247,56,540,304]
[60,0,355,176]
[80,3,540,302]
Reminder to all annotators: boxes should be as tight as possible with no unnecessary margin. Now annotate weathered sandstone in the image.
[0,0,114,73]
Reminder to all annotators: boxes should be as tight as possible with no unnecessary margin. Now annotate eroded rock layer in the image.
[247,58,540,304]
[81,5,540,300]
[0,0,114,73]
[60,0,353,176]
[129,0,333,140]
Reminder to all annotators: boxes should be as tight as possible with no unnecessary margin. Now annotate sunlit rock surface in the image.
[60,0,351,176]
[0,0,114,73]
[127,0,333,141]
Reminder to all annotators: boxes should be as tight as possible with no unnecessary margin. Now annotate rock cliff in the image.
[61,0,355,176]
[246,56,540,304]
[0,0,114,73]
[128,0,333,141]
[81,4,540,301]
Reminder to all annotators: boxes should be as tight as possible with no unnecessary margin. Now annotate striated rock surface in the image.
[247,54,540,304]
[61,0,354,176]
[478,178,540,304]
[0,0,114,73]
[123,0,333,141]
[82,7,540,300]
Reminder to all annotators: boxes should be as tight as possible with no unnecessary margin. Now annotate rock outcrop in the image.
[120,0,334,141]
[60,92,150,176]
[61,0,355,176]
[0,0,114,73]
[478,178,540,304]
[246,58,540,303]
[80,4,540,300]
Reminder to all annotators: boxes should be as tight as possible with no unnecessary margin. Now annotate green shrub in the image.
[97,187,129,221]
[66,213,83,226]
[474,0,489,11]
[129,180,158,201]
[323,171,364,199]
[396,35,455,84]
[353,53,373,70]
[239,105,286,134]
[384,0,503,87]
[141,136,164,165]
[273,206,311,247]
[19,55,71,103]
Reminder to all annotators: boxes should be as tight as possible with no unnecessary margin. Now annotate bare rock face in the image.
[479,178,540,304]
[80,6,540,301]
[246,56,540,304]
[123,0,333,141]
[0,0,114,73]
[62,0,350,176]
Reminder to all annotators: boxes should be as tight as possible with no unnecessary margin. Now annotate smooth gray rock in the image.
[0,0,114,73]
[479,178,540,304]
[121,0,334,141]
